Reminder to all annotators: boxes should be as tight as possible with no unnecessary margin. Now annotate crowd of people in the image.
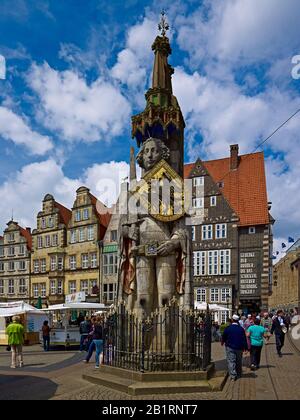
[221,309,295,382]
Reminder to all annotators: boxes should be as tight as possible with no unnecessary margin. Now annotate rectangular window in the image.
[249,227,256,234]
[0,279,4,294]
[208,251,219,275]
[103,253,117,275]
[34,260,39,273]
[57,280,63,295]
[41,283,46,298]
[19,260,26,271]
[103,283,117,302]
[216,224,227,239]
[41,218,46,229]
[225,250,230,274]
[50,256,57,271]
[82,254,89,269]
[69,281,76,294]
[210,196,217,206]
[50,280,56,295]
[69,255,76,270]
[58,257,63,271]
[193,177,204,187]
[90,279,98,295]
[90,253,97,268]
[83,209,89,220]
[87,226,94,241]
[41,259,46,273]
[111,230,117,242]
[52,234,58,247]
[8,233,15,242]
[75,210,81,222]
[221,288,231,303]
[191,226,196,241]
[37,236,43,248]
[8,246,15,256]
[193,198,204,208]
[210,288,219,303]
[79,228,85,242]
[196,288,206,303]
[8,261,15,271]
[45,235,51,247]
[202,225,213,240]
[0,247,4,257]
[33,284,39,298]
[19,245,25,255]
[193,251,206,276]
[0,262,4,271]
[8,279,14,295]
[19,279,26,295]
[221,311,228,324]
[70,230,77,244]
[80,280,89,294]
[48,217,54,228]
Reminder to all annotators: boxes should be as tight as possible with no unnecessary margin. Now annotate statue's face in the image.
[143,139,161,171]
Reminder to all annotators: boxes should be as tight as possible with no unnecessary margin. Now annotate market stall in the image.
[43,302,108,348]
[0,301,47,346]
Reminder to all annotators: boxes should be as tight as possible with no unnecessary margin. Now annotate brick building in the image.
[0,221,32,303]
[185,144,273,319]
[269,239,300,313]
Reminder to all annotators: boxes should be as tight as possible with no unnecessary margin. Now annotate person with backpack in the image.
[79,316,91,351]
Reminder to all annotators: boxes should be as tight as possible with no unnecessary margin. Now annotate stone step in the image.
[82,368,228,396]
[99,364,214,382]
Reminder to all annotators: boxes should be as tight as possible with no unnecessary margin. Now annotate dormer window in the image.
[75,210,81,222]
[217,181,224,188]
[193,177,204,187]
[83,209,89,220]
[210,196,217,206]
[249,227,256,234]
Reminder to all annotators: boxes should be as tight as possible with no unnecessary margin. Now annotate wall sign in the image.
[239,251,261,298]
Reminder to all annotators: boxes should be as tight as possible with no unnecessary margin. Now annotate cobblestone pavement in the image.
[1,334,299,400]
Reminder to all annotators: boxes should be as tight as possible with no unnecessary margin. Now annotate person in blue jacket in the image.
[221,314,248,382]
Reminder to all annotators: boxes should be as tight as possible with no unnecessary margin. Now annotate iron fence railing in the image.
[103,301,212,372]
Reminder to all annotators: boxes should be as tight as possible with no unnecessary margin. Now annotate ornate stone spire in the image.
[131,12,185,177]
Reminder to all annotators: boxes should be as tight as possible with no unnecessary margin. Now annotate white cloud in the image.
[176,0,300,70]
[0,106,53,155]
[27,62,131,143]
[0,159,135,232]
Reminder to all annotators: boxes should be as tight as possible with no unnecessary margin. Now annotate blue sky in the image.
[0,0,300,258]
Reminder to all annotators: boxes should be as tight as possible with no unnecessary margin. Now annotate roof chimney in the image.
[26,227,31,234]
[230,144,239,170]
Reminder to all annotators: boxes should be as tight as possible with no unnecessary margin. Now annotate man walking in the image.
[221,314,248,382]
[6,316,24,368]
[271,309,288,357]
[79,316,91,351]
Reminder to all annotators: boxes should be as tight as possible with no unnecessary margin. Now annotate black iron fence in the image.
[103,301,212,372]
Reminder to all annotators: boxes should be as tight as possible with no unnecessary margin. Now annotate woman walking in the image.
[84,315,105,368]
[247,318,267,370]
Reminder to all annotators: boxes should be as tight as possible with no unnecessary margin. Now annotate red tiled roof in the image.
[54,201,72,226]
[89,193,112,239]
[184,152,269,227]
[19,227,32,250]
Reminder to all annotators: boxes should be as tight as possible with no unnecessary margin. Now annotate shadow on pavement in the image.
[0,374,58,400]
